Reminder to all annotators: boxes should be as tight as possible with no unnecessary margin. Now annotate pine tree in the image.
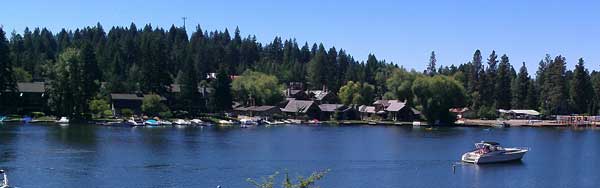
[468,50,483,109]
[512,62,529,109]
[180,55,201,114]
[307,44,327,89]
[0,28,18,112]
[496,54,512,110]
[542,55,568,115]
[482,50,498,107]
[426,51,437,76]
[570,58,593,114]
[210,66,232,112]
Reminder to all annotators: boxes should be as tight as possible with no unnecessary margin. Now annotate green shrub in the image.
[121,108,134,117]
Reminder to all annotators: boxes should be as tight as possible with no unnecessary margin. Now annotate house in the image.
[281,100,320,119]
[449,107,473,119]
[498,109,541,120]
[372,100,416,121]
[168,84,211,112]
[318,104,357,120]
[109,93,166,116]
[5,82,48,114]
[234,105,281,118]
[358,105,385,120]
[308,90,337,104]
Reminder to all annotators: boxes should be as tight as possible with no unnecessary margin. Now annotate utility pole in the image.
[182,17,187,29]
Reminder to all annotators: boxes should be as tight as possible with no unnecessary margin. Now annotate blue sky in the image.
[2,0,599,72]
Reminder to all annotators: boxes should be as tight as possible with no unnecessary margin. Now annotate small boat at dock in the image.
[462,141,528,164]
[56,117,70,124]
[1,169,9,188]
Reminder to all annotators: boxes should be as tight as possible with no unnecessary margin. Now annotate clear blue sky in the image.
[2,0,599,73]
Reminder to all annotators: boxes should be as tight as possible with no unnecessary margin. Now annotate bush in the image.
[121,108,134,118]
[89,99,111,118]
[142,94,169,116]
[159,110,173,118]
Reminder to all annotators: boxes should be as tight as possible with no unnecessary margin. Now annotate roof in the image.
[500,109,540,116]
[281,100,315,113]
[110,93,166,101]
[250,106,278,112]
[358,105,378,114]
[170,84,212,94]
[450,107,470,113]
[17,82,46,93]
[385,100,406,112]
[318,104,345,112]
[310,90,331,101]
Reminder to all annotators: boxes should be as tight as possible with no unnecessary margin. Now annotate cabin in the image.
[281,100,320,119]
[308,90,337,104]
[2,82,48,114]
[318,104,357,120]
[449,107,474,119]
[168,84,212,112]
[109,93,166,116]
[358,105,385,120]
[234,105,281,118]
[373,100,416,121]
[498,109,541,120]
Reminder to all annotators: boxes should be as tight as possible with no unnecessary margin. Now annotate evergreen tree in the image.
[425,51,437,76]
[496,54,512,110]
[0,28,18,112]
[210,66,233,112]
[570,58,593,114]
[307,44,327,89]
[512,62,530,109]
[542,55,568,115]
[180,55,201,114]
[468,50,484,109]
[482,51,498,107]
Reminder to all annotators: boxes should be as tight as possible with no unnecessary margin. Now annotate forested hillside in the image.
[1,23,599,119]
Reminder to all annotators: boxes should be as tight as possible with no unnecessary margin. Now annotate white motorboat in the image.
[174,119,191,125]
[158,120,173,126]
[56,116,70,124]
[0,169,9,188]
[462,141,528,164]
[240,118,259,126]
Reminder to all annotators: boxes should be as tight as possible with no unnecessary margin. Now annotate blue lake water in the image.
[1,123,600,187]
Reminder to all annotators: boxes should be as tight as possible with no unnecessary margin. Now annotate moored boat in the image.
[56,117,70,124]
[0,169,9,188]
[461,141,528,164]
[174,119,192,125]
[144,119,160,126]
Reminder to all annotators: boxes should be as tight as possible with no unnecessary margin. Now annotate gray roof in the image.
[281,100,315,113]
[250,106,278,112]
[318,104,345,112]
[358,105,377,114]
[110,93,166,101]
[503,109,540,116]
[170,84,212,94]
[385,100,406,112]
[310,90,331,101]
[374,100,407,112]
[17,82,46,93]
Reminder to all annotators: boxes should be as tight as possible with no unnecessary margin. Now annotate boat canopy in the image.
[481,141,500,145]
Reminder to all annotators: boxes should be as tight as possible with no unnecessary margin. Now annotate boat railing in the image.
[512,147,531,151]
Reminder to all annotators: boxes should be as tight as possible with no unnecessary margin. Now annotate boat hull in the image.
[462,149,527,164]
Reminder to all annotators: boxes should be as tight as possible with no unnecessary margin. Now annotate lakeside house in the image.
[358,100,418,121]
[498,109,541,120]
[2,82,48,114]
[281,100,320,119]
[234,105,281,118]
[318,104,357,120]
[450,107,474,119]
[109,93,167,116]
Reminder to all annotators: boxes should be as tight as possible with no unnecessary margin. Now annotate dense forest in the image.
[1,23,599,121]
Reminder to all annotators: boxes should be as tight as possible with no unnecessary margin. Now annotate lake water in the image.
[1,123,600,188]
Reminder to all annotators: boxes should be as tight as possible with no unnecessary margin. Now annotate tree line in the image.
[0,23,599,121]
